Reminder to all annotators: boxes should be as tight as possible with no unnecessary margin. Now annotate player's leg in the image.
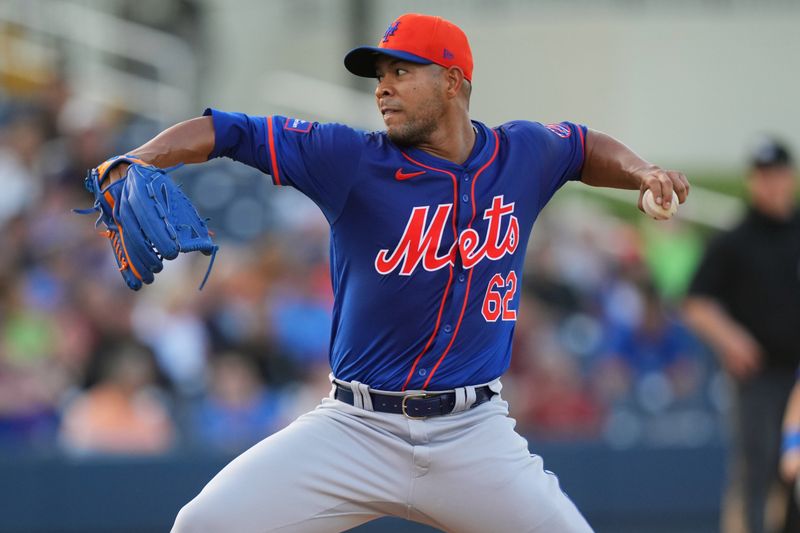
[735,371,795,533]
[411,397,592,533]
[172,398,411,533]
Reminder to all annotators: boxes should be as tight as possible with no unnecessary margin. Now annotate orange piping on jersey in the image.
[422,128,500,389]
[470,130,500,225]
[400,152,460,266]
[423,268,474,389]
[399,152,459,392]
[401,267,454,391]
[577,125,586,170]
[267,116,281,185]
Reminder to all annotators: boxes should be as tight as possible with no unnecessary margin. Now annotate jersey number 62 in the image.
[482,271,518,322]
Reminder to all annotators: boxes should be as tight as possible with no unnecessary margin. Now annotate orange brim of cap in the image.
[344,46,433,78]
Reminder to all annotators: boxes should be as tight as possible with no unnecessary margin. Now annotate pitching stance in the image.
[81,13,688,533]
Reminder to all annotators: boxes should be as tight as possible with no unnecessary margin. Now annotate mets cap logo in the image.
[383,21,400,43]
[545,123,572,138]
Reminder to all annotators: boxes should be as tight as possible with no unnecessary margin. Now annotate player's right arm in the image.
[781,376,800,482]
[581,130,690,213]
[105,117,215,183]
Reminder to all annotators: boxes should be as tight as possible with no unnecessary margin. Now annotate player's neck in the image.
[416,115,476,165]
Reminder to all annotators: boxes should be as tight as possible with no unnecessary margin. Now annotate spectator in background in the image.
[190,352,283,453]
[684,137,800,533]
[0,107,45,225]
[0,272,69,449]
[506,287,604,441]
[604,282,699,391]
[132,286,211,398]
[268,256,333,366]
[580,271,711,449]
[59,343,175,456]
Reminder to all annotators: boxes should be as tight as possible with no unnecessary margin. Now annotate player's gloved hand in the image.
[75,155,218,291]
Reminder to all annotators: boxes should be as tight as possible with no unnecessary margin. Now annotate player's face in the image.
[374,57,446,146]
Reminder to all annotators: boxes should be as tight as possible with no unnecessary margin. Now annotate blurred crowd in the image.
[0,75,725,458]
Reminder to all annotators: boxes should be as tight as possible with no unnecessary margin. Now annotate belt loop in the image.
[452,385,477,413]
[453,387,466,412]
[350,380,374,411]
[328,373,337,399]
[465,385,477,408]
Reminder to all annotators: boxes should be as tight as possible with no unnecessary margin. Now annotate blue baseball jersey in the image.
[203,108,586,391]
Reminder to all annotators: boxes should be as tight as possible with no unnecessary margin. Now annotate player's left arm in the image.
[580,129,690,213]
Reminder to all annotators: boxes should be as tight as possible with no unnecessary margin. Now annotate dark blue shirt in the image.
[204,109,586,391]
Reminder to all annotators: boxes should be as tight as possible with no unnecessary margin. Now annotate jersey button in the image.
[419,368,427,376]
[461,194,469,203]
[458,274,465,283]
[443,324,452,333]
[463,174,470,181]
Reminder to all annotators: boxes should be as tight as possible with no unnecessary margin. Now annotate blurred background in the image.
[0,0,797,532]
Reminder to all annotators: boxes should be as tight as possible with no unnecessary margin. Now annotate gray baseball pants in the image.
[172,380,593,533]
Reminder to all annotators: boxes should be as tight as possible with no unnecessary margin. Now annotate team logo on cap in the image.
[382,21,400,43]
[545,123,572,138]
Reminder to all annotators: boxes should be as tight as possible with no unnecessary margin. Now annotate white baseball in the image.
[642,189,678,220]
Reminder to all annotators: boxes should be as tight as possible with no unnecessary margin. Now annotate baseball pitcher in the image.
[82,13,689,533]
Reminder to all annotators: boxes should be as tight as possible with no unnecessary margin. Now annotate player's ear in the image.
[444,66,466,99]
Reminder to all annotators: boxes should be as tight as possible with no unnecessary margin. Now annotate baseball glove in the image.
[75,155,218,291]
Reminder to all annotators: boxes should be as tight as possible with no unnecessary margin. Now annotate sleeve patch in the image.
[545,123,572,138]
[284,117,313,133]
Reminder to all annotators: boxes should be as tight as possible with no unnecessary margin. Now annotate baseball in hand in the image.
[642,189,678,220]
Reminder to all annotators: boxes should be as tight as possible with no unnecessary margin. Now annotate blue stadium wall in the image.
[0,442,724,533]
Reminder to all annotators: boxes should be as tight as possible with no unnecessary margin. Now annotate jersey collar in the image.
[400,121,495,173]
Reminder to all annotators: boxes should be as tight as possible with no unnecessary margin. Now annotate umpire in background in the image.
[684,137,800,533]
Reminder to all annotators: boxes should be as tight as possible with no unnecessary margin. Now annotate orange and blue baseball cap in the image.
[344,13,473,82]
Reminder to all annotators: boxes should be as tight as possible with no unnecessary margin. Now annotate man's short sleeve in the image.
[203,108,365,223]
[506,121,587,209]
[688,233,734,300]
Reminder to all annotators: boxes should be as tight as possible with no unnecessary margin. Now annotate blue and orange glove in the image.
[75,156,218,291]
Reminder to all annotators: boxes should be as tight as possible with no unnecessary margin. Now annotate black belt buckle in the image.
[401,393,430,419]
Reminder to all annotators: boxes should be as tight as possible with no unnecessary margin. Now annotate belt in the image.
[334,384,495,419]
